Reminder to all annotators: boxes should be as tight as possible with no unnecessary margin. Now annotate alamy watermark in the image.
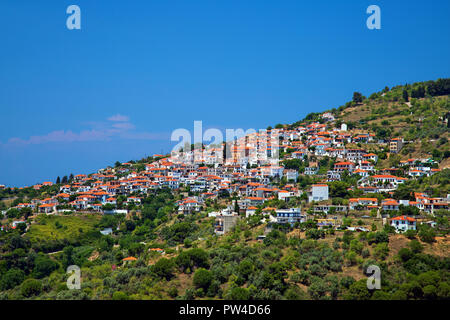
[366,265,381,290]
[170,121,281,166]
[366,5,381,30]
[67,265,81,290]
[66,5,81,30]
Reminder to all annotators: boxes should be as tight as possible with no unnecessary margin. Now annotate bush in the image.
[21,279,42,297]
[373,243,389,260]
[374,231,389,244]
[345,251,357,266]
[284,286,307,300]
[193,268,213,290]
[168,286,178,298]
[152,258,175,280]
[33,254,59,279]
[423,285,437,299]
[0,269,25,290]
[227,287,250,300]
[404,230,417,239]
[409,240,424,253]
[419,228,436,243]
[398,248,413,262]
[175,248,210,272]
[307,277,328,300]
[112,291,129,300]
[344,279,372,300]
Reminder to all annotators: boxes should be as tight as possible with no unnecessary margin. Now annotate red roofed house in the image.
[390,215,416,233]
[334,162,355,173]
[349,198,378,210]
[382,199,400,211]
[39,203,56,214]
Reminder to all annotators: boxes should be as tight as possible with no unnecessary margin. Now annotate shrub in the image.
[398,248,413,262]
[423,285,437,299]
[152,258,175,280]
[419,228,436,243]
[409,240,424,254]
[21,279,42,297]
[344,279,372,300]
[168,286,178,298]
[373,243,389,260]
[112,291,129,300]
[227,287,250,300]
[0,269,25,290]
[33,254,59,279]
[404,230,417,239]
[193,268,213,290]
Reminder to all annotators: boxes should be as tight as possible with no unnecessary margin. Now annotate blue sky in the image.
[0,0,449,187]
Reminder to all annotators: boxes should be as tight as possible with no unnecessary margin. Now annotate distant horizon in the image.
[1,0,450,187]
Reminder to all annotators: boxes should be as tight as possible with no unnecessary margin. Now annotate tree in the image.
[21,207,32,220]
[6,208,20,219]
[238,259,254,280]
[112,291,129,300]
[227,287,250,300]
[419,227,436,243]
[56,176,61,184]
[193,268,213,290]
[33,254,59,279]
[423,285,437,300]
[404,229,417,239]
[411,86,425,98]
[62,246,75,270]
[353,92,364,103]
[344,279,372,300]
[284,286,307,300]
[374,231,389,244]
[308,277,328,300]
[402,89,409,102]
[373,242,389,260]
[21,279,42,297]
[152,258,175,280]
[427,78,450,96]
[345,251,357,266]
[0,268,25,290]
[398,248,413,262]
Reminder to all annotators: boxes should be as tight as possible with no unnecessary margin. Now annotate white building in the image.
[308,184,329,203]
[284,169,299,182]
[390,215,416,233]
[275,208,306,225]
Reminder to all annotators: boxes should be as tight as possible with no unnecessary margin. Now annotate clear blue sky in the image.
[1,0,449,187]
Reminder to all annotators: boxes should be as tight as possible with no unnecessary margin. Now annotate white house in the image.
[284,169,299,182]
[275,208,306,225]
[349,198,378,210]
[308,184,329,203]
[390,215,416,233]
[304,167,319,175]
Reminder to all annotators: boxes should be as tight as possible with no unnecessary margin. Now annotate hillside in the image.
[0,79,449,301]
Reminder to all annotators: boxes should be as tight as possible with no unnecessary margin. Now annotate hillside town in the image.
[2,113,448,235]
[0,79,449,302]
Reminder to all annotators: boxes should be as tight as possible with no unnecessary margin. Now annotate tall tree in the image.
[402,89,409,102]
[353,92,364,103]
